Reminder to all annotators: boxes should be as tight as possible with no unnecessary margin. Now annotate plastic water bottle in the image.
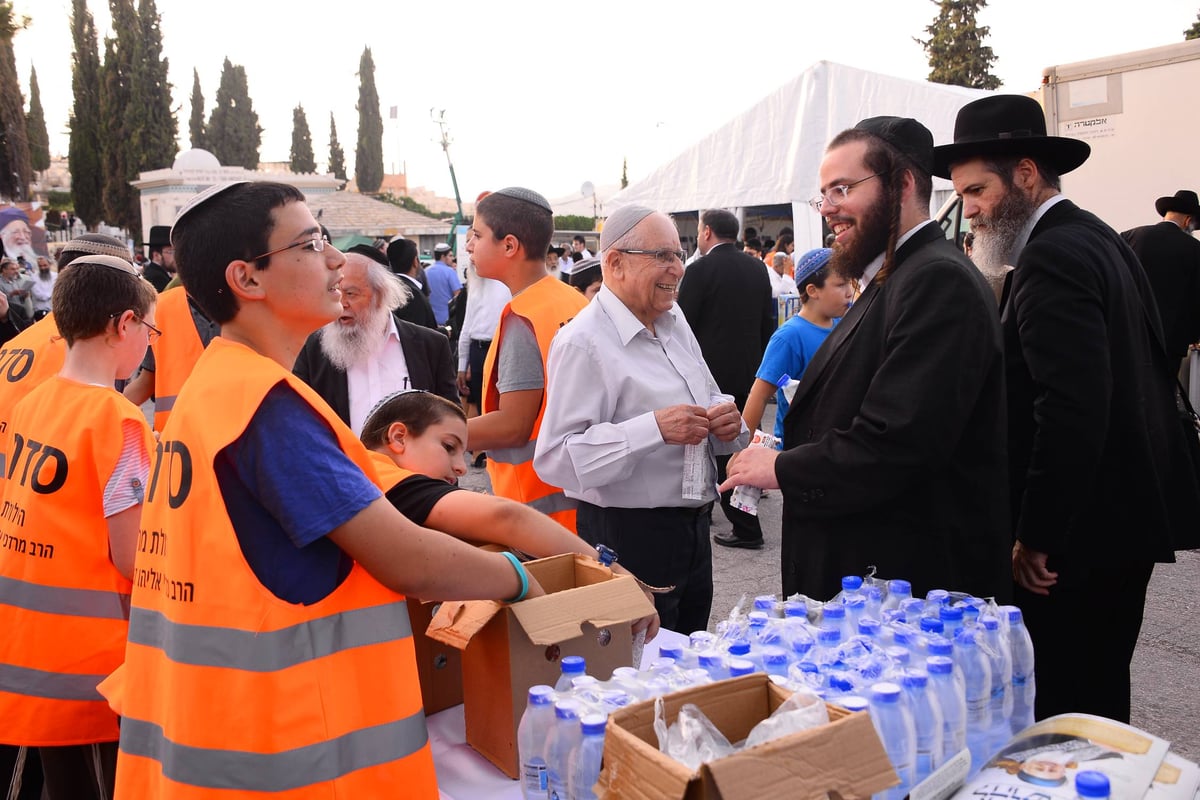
[900,598,927,624]
[729,658,757,678]
[840,575,865,603]
[761,646,790,677]
[925,589,950,613]
[753,594,779,615]
[865,585,884,620]
[543,698,583,800]
[901,669,944,785]
[857,617,883,642]
[1075,770,1111,800]
[838,695,871,713]
[881,579,912,614]
[569,713,607,800]
[954,630,993,777]
[845,595,867,635]
[868,682,916,800]
[979,615,1013,750]
[926,656,966,764]
[698,652,730,682]
[607,666,646,700]
[1001,605,1036,734]
[555,656,588,692]
[813,626,843,668]
[920,616,945,637]
[746,611,771,644]
[730,432,779,514]
[517,685,556,799]
[939,605,965,640]
[823,602,850,641]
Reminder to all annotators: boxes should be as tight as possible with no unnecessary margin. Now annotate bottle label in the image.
[522,759,547,792]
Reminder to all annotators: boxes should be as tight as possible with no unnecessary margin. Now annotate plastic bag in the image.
[653,697,736,769]
[743,687,830,749]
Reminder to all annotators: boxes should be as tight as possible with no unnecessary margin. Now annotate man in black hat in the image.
[934,94,1200,723]
[1121,190,1200,363]
[722,116,1010,602]
[382,239,439,329]
[142,225,174,292]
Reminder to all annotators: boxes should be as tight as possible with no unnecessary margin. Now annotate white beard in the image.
[970,186,1038,288]
[318,306,390,371]
[5,243,40,266]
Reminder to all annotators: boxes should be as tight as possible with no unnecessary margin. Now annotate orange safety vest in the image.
[481,274,586,532]
[370,449,418,494]
[151,286,208,432]
[0,314,66,441]
[109,338,437,799]
[0,377,151,746]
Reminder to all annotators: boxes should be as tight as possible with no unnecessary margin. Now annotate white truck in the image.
[939,38,1200,239]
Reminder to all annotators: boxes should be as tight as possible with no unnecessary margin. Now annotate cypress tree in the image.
[328,112,346,181]
[207,57,261,169]
[354,47,383,193]
[188,68,205,148]
[69,0,103,227]
[0,3,31,200]
[129,0,176,172]
[1186,10,1200,39]
[289,104,315,173]
[100,0,138,231]
[915,0,1002,90]
[26,64,49,172]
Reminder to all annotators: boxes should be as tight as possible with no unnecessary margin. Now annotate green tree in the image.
[68,0,103,227]
[25,64,48,172]
[0,3,31,201]
[128,0,177,170]
[207,57,261,169]
[289,104,315,173]
[915,0,1002,90]
[554,215,594,231]
[354,47,383,193]
[1186,10,1200,39]
[99,0,138,231]
[188,68,205,148]
[620,157,628,190]
[327,112,346,180]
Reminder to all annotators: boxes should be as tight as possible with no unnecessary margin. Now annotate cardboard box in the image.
[598,674,898,800]
[406,598,463,715]
[426,553,655,778]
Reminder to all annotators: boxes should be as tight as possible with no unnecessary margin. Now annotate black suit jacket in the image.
[1120,220,1200,359]
[678,243,775,407]
[394,275,439,330]
[1003,200,1200,562]
[292,313,458,427]
[142,260,172,293]
[778,222,1011,601]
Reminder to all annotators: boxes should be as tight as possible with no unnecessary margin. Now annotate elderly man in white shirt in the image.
[534,205,748,633]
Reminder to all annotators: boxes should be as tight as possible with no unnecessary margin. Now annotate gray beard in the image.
[5,243,40,265]
[970,187,1038,280]
[318,307,390,371]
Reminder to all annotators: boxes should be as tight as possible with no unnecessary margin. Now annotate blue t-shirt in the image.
[426,262,462,325]
[214,383,382,605]
[755,315,838,443]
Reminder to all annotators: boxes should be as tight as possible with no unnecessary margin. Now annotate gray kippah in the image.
[491,186,552,213]
[60,234,132,261]
[600,205,655,251]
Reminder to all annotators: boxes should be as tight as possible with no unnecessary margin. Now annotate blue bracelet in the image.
[500,551,529,603]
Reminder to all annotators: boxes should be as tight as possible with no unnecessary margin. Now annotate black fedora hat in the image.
[142,225,172,249]
[932,95,1091,179]
[1155,189,1200,218]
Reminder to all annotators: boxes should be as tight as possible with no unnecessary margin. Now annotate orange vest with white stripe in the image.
[0,314,66,441]
[111,338,437,799]
[482,274,586,532]
[151,286,207,432]
[0,377,151,746]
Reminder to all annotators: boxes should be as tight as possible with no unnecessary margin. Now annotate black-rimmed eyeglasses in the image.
[252,234,330,262]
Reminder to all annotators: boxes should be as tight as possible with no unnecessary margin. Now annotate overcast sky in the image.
[13,0,1199,205]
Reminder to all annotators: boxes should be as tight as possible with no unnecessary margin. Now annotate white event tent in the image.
[608,61,994,253]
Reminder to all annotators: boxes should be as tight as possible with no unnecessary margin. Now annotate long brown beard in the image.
[829,194,892,282]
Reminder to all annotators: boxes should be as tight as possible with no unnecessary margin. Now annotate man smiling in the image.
[721,117,1010,602]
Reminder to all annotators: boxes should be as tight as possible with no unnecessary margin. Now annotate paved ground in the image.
[461,400,1199,759]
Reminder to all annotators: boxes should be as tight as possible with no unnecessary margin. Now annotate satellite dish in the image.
[580,181,595,197]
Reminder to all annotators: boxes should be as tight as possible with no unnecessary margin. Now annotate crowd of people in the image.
[0,92,1196,798]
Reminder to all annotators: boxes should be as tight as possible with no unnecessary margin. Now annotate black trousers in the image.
[577,501,714,635]
[1015,557,1155,724]
[715,453,764,541]
[1,742,115,800]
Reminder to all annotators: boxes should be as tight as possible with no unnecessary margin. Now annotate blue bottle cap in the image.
[981,615,1000,631]
[727,640,751,657]
[841,575,864,592]
[783,600,808,618]
[846,595,866,610]
[926,655,954,675]
[728,658,756,677]
[858,618,881,637]
[893,628,913,647]
[798,661,820,673]
[699,654,724,668]
[927,589,950,605]
[580,713,608,736]
[920,617,945,634]
[1075,770,1111,799]
[830,674,856,693]
[748,611,769,627]
[762,646,788,666]
[954,629,977,647]
[817,626,842,646]
[554,699,583,719]
[839,695,871,712]
[940,605,964,622]
[753,595,777,611]
[870,682,902,703]
[886,646,910,666]
[659,644,684,660]
[865,585,883,601]
[823,603,845,620]
[900,598,926,619]
[528,684,555,705]
[888,579,912,596]
[1001,605,1023,624]
[901,669,929,688]
[561,655,586,674]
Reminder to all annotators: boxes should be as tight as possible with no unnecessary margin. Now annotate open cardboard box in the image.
[598,673,898,800]
[426,553,654,778]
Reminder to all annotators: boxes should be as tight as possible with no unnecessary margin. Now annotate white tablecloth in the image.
[429,628,690,799]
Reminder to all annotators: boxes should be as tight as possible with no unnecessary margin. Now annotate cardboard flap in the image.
[509,574,654,645]
[424,599,505,650]
[598,714,696,800]
[702,708,898,800]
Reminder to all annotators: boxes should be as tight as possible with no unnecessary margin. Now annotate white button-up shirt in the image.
[346,314,410,435]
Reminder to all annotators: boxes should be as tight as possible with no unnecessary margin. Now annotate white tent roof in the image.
[608,60,992,249]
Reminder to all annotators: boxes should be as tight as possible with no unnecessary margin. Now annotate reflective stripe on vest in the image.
[487,438,537,465]
[0,575,130,620]
[120,713,430,792]
[127,601,412,672]
[0,662,107,701]
[527,492,576,516]
[153,394,176,414]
